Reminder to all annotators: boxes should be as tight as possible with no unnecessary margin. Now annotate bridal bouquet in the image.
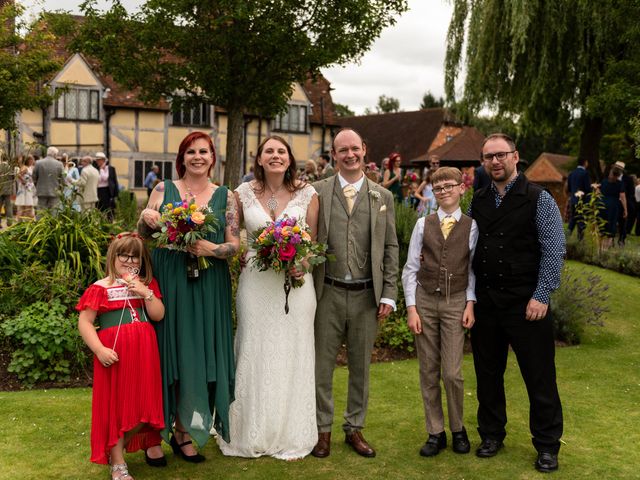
[250,215,330,313]
[153,197,219,278]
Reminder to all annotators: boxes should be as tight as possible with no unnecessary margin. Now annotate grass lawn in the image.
[2,260,639,480]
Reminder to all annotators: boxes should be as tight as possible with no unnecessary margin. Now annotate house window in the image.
[172,103,211,127]
[55,88,100,120]
[274,104,308,133]
[133,160,174,189]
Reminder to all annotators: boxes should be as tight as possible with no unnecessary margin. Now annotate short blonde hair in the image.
[431,166,462,185]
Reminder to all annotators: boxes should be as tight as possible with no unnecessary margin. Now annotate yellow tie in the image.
[440,216,456,240]
[343,185,357,214]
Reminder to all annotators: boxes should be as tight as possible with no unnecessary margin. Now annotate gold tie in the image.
[440,216,456,239]
[343,185,357,214]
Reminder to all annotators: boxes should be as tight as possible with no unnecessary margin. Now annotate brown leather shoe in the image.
[311,432,331,458]
[345,431,376,458]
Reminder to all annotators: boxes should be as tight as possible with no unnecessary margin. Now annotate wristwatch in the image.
[144,290,155,301]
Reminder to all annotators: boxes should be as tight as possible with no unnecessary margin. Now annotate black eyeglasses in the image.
[482,151,515,162]
[117,253,140,264]
[432,183,461,195]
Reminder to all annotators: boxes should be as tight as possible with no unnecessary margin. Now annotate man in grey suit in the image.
[311,128,399,458]
[75,156,100,211]
[33,146,64,214]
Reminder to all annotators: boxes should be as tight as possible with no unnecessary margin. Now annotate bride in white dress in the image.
[218,136,319,460]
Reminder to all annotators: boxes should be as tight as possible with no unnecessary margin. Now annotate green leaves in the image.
[1,299,86,387]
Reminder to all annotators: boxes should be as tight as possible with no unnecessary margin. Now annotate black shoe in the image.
[144,448,167,467]
[170,430,206,463]
[475,438,503,458]
[419,432,447,457]
[451,428,470,454]
[535,452,559,473]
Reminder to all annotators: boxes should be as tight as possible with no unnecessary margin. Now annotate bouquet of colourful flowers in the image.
[250,215,331,313]
[152,197,219,278]
[404,171,419,183]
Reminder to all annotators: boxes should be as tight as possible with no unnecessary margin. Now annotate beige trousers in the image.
[414,289,467,435]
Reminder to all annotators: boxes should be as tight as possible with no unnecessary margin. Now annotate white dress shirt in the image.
[402,207,478,307]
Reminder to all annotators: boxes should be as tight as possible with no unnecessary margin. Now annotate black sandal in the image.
[170,429,205,463]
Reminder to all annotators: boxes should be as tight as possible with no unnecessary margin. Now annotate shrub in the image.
[115,189,141,231]
[550,267,609,345]
[393,201,418,267]
[1,299,87,387]
[376,284,415,353]
[566,235,640,277]
[8,201,118,284]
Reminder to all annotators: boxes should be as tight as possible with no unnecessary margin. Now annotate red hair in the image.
[388,152,401,169]
[176,131,216,178]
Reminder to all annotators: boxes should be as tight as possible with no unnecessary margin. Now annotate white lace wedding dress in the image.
[218,182,318,460]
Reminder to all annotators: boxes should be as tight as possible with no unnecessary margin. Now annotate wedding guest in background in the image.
[219,135,319,460]
[382,151,403,203]
[95,152,119,218]
[311,128,399,459]
[241,166,255,183]
[566,158,591,240]
[0,156,15,227]
[15,155,36,220]
[64,159,81,211]
[598,164,626,250]
[33,146,64,216]
[317,153,335,179]
[470,133,565,473]
[300,158,318,183]
[402,167,477,458]
[144,165,161,198]
[138,131,239,464]
[75,156,100,211]
[415,170,438,217]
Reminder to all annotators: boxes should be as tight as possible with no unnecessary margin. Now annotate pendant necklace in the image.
[265,182,283,219]
[184,180,210,199]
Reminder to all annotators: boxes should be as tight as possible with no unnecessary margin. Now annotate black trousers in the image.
[470,301,563,453]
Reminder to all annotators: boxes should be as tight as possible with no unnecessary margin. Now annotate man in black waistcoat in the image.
[470,133,565,473]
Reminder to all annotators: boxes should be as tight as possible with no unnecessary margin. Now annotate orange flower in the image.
[191,211,205,225]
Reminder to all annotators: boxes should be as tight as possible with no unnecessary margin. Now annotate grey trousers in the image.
[314,284,378,433]
[414,289,467,435]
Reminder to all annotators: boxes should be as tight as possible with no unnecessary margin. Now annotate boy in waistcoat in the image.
[401,167,478,457]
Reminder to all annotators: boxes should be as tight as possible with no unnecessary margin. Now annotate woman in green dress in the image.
[382,152,403,203]
[138,131,240,465]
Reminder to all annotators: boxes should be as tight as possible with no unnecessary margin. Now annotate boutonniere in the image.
[369,190,381,201]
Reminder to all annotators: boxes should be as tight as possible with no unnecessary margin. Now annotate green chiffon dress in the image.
[152,180,235,446]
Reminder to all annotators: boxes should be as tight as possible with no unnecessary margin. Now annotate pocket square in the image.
[379,205,387,212]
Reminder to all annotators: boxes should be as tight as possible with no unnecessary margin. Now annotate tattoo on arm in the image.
[215,243,238,259]
[226,191,241,238]
[155,183,165,192]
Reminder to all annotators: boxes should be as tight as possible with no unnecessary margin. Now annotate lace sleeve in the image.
[291,184,317,211]
[235,182,256,210]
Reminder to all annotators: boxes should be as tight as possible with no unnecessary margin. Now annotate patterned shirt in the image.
[469,174,565,304]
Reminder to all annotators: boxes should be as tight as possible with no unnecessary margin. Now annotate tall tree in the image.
[0,3,61,136]
[445,0,640,180]
[420,91,444,109]
[376,94,400,113]
[68,0,408,187]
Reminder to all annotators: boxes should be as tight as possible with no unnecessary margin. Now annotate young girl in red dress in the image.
[77,232,166,480]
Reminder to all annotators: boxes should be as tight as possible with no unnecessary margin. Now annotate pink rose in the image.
[278,243,297,261]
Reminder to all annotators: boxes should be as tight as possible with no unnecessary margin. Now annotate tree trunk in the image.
[579,115,604,181]
[224,105,244,188]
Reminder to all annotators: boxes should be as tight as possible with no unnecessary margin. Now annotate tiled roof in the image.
[418,126,485,163]
[337,108,453,166]
[525,152,575,183]
[303,73,338,126]
[46,16,333,113]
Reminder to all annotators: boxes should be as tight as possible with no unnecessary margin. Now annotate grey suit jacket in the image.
[75,165,100,204]
[33,156,64,197]
[312,175,399,305]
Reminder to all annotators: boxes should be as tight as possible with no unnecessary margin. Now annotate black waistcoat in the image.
[471,174,543,309]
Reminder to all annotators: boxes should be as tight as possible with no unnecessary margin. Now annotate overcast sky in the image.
[23,0,454,115]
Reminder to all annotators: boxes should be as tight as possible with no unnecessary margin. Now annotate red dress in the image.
[76,279,165,464]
